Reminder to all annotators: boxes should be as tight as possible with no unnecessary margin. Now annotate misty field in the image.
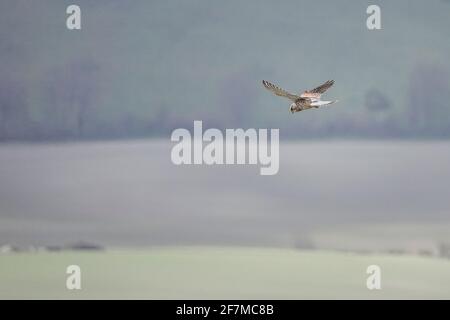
[1,141,450,299]
[1,247,450,299]
[2,141,450,249]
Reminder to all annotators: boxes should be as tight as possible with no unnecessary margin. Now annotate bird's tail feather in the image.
[311,100,338,107]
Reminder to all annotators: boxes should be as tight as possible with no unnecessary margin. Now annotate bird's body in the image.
[262,79,338,113]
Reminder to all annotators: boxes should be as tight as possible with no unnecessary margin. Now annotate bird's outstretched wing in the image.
[306,80,334,94]
[262,80,300,102]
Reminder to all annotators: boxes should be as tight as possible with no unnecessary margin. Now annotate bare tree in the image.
[44,59,100,138]
[0,77,28,140]
[365,89,391,112]
[408,64,450,135]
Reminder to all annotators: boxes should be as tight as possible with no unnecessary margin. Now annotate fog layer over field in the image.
[1,141,449,249]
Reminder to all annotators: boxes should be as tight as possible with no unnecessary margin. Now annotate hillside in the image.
[1,247,449,299]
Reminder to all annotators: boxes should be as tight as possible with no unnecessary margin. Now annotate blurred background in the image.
[0,0,450,299]
[2,0,450,141]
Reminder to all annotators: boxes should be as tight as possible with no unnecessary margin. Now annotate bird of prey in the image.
[262,79,338,113]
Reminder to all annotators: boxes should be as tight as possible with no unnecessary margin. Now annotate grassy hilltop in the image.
[1,247,450,299]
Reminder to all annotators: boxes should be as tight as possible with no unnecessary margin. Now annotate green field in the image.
[1,247,449,299]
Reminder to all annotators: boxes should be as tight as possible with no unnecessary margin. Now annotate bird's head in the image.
[290,103,296,114]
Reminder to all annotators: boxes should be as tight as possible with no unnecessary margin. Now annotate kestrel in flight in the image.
[262,79,338,113]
